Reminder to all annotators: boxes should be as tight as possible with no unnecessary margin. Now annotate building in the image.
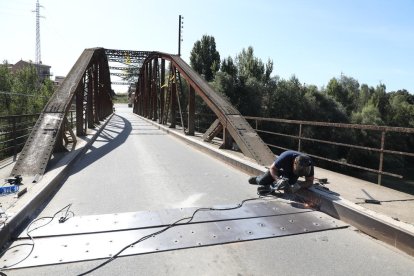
[54,76,65,85]
[11,60,51,82]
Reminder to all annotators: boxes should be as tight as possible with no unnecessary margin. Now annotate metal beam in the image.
[111,81,133,85]
[105,49,152,65]
[11,48,114,178]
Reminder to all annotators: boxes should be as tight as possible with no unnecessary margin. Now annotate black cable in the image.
[78,196,268,276]
[0,204,74,270]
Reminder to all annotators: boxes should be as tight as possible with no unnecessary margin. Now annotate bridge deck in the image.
[1,105,413,275]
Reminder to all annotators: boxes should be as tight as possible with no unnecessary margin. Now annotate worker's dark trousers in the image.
[255,170,275,186]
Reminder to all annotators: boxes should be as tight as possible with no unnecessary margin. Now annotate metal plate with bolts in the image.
[21,199,312,238]
[1,200,348,269]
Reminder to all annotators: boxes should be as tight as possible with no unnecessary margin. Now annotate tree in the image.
[304,88,348,123]
[190,35,220,82]
[356,84,373,112]
[266,76,306,119]
[371,84,389,113]
[325,75,359,115]
[351,103,384,125]
[387,91,414,127]
[235,46,273,82]
[0,61,13,114]
[213,47,274,116]
[0,62,54,115]
[12,65,39,114]
[221,56,237,77]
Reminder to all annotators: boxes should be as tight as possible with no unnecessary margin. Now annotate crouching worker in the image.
[249,150,314,195]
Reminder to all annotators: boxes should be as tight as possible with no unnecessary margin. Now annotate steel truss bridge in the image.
[2,48,413,275]
[11,48,274,179]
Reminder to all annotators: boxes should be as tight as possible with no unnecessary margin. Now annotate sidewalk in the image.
[145,116,414,257]
[0,114,113,247]
[314,166,414,226]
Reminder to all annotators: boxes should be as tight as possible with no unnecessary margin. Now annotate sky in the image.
[1,0,413,93]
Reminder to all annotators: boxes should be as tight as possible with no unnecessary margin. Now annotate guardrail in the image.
[0,111,76,162]
[0,114,40,162]
[245,116,414,185]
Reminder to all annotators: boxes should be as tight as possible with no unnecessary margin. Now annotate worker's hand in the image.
[286,182,302,193]
[273,177,289,190]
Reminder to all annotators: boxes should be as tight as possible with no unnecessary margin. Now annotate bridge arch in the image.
[11,48,274,179]
[132,52,274,166]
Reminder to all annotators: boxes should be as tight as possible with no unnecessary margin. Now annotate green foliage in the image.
[233,46,273,82]
[387,91,414,127]
[304,88,348,122]
[189,34,414,191]
[325,75,360,115]
[0,61,54,115]
[212,46,275,116]
[267,76,305,119]
[0,62,13,112]
[189,35,220,82]
[351,103,384,125]
[221,57,238,77]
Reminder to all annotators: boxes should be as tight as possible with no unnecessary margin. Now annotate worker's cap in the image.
[293,154,312,176]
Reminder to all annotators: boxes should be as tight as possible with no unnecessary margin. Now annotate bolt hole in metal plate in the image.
[1,199,347,269]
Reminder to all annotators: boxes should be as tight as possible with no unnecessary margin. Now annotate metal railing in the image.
[0,114,40,162]
[245,116,414,185]
[172,112,217,134]
[0,111,76,162]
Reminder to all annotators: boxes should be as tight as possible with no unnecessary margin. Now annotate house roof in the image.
[13,60,51,69]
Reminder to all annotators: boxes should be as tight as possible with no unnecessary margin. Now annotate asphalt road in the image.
[3,104,414,276]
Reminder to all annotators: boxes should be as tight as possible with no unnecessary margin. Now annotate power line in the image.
[0,91,49,98]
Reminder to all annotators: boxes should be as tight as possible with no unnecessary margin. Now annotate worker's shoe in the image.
[248,176,258,185]
[257,185,272,196]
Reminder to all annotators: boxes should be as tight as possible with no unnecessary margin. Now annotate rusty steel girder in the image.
[105,49,153,65]
[105,49,153,86]
[11,48,113,178]
[133,52,275,166]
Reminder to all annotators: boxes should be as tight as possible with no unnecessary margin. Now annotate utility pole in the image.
[178,15,184,56]
[33,0,45,64]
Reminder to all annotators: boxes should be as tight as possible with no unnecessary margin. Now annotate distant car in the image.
[128,103,132,107]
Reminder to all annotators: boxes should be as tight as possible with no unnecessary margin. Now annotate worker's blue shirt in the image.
[274,150,314,184]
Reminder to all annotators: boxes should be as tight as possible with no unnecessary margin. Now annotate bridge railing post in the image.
[378,131,386,185]
[187,85,195,135]
[12,116,17,161]
[76,78,85,136]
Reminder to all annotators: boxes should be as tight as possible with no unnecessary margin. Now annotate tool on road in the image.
[363,199,381,204]
[0,185,19,195]
[314,177,328,184]
[4,175,23,185]
[257,177,290,195]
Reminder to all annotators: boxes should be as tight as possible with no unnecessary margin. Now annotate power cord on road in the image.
[0,204,74,271]
[78,196,272,276]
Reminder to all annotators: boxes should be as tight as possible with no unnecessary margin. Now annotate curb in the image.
[0,113,114,249]
[136,114,414,257]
